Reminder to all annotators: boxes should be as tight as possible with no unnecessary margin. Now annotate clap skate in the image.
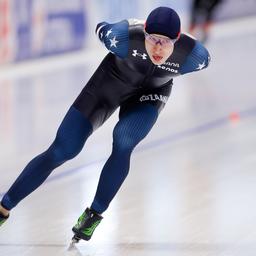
[70,207,103,245]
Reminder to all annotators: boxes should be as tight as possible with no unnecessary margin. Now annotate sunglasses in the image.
[144,32,177,47]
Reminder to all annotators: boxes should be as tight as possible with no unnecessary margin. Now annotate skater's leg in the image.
[91,104,159,214]
[1,106,92,211]
[189,0,201,32]
[202,0,222,39]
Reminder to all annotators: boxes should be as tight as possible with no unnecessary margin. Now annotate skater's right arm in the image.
[95,20,129,58]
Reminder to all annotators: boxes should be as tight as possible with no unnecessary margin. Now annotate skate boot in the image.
[0,212,9,227]
[71,207,103,243]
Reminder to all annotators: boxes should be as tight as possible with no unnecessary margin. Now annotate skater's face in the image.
[144,32,177,65]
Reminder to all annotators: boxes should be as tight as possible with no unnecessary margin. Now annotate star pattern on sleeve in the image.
[97,20,129,58]
[196,61,206,70]
[109,36,119,48]
[105,29,112,37]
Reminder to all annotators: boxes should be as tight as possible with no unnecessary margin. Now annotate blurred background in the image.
[0,1,256,255]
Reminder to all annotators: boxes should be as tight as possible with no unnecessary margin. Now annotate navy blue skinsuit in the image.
[73,19,210,129]
[1,19,210,214]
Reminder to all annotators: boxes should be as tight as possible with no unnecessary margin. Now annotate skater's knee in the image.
[113,129,138,152]
[47,138,83,163]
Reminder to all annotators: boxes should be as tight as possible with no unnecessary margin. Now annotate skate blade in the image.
[68,236,80,250]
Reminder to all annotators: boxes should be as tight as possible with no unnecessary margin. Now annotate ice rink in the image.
[0,16,256,256]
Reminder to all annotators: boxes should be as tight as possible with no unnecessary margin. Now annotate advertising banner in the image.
[11,0,87,62]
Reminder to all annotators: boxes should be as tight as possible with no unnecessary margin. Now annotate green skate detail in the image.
[72,208,103,242]
[75,212,88,229]
[81,220,101,237]
[0,219,6,226]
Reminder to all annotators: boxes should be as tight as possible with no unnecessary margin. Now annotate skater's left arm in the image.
[179,41,211,74]
[95,20,129,58]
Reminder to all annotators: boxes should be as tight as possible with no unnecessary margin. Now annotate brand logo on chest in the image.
[157,62,180,73]
[132,50,147,60]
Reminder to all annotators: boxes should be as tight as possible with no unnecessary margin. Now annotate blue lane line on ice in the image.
[137,106,256,152]
[1,106,256,198]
